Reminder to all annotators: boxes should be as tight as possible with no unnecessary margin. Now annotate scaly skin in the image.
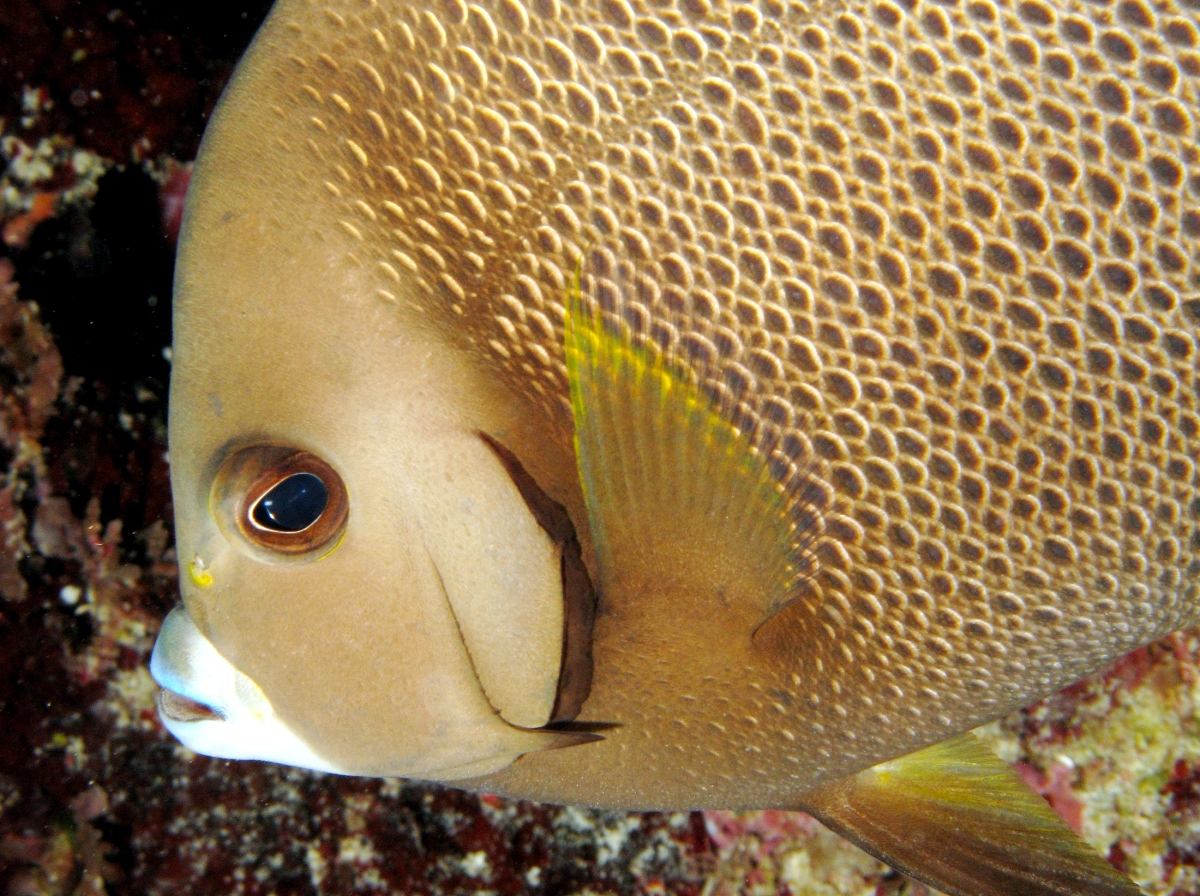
[170,0,1197,808]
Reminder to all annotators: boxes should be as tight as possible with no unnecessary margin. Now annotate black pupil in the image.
[252,473,329,532]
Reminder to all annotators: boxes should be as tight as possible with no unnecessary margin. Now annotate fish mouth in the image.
[149,606,345,772]
[158,688,223,723]
[149,607,231,725]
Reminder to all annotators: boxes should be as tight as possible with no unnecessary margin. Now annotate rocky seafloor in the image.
[1,3,1199,895]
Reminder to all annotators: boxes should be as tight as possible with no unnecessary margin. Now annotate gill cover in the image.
[157,408,589,777]
[158,388,591,778]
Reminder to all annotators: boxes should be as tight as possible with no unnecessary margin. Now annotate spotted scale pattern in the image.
[246,0,1198,800]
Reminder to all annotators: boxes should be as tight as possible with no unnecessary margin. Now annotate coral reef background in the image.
[1,3,1198,894]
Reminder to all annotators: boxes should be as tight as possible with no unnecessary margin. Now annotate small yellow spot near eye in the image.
[188,556,214,588]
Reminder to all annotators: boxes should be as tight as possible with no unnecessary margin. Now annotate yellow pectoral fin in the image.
[799,733,1141,896]
[562,260,825,622]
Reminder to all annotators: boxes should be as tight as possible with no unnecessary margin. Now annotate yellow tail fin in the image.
[801,733,1141,896]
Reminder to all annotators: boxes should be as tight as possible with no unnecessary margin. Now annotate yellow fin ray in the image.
[563,261,822,620]
[799,733,1141,896]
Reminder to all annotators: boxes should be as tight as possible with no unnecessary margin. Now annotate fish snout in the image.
[149,607,344,772]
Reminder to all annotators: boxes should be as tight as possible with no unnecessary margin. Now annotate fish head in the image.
[150,47,578,780]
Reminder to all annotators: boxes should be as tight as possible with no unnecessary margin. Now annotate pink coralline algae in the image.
[1163,758,1200,884]
[1014,759,1086,834]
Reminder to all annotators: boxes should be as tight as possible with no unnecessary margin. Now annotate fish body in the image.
[153,0,1198,890]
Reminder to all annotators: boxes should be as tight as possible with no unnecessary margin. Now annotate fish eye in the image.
[211,446,349,559]
[251,473,328,533]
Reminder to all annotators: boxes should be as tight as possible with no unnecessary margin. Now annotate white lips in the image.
[150,607,344,773]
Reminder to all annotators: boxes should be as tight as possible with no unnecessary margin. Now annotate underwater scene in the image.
[1,0,1199,893]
